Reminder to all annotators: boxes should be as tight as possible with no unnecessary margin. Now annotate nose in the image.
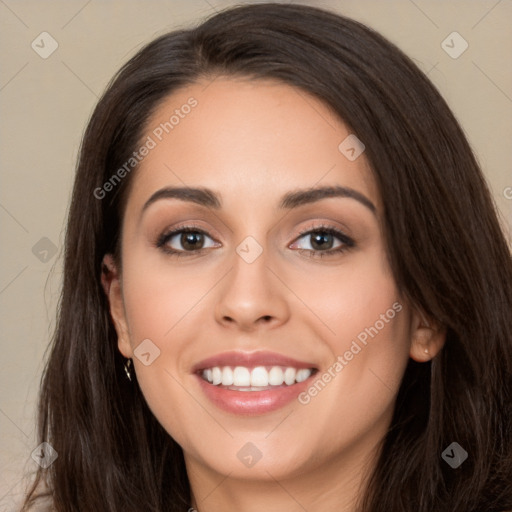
[214,244,290,332]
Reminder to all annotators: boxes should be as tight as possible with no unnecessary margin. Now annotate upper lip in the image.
[191,350,318,373]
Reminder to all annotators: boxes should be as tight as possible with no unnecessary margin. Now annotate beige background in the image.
[1,0,511,508]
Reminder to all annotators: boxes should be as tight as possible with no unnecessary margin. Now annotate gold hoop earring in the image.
[124,358,133,381]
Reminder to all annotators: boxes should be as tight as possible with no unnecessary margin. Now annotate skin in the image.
[101,77,445,512]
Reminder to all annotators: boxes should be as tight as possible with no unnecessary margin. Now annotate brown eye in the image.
[156,226,219,256]
[290,226,355,259]
[180,232,205,251]
[308,232,335,251]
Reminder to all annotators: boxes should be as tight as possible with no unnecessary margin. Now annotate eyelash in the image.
[155,222,355,259]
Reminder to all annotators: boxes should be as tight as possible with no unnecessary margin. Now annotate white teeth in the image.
[250,366,269,386]
[268,366,284,385]
[296,369,311,383]
[233,366,251,386]
[201,366,313,387]
[284,367,296,385]
[212,367,222,385]
[221,366,234,386]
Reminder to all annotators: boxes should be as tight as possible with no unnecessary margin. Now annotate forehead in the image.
[123,77,379,218]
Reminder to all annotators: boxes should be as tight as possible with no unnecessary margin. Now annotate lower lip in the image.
[194,373,315,415]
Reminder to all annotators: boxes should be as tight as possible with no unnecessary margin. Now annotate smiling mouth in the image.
[198,365,319,391]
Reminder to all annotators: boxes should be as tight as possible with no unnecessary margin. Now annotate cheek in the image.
[118,252,219,446]
[331,266,410,365]
[289,246,410,365]
[121,253,212,342]
[289,251,412,431]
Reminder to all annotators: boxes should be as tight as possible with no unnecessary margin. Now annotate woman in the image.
[21,3,512,511]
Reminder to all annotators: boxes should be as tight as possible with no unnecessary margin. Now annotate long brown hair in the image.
[21,4,512,511]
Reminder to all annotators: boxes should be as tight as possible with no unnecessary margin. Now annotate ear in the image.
[101,254,133,359]
[409,309,446,362]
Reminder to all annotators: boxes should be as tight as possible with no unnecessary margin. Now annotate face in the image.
[103,77,443,486]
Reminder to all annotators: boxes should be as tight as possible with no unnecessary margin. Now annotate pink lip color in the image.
[191,350,318,415]
[194,373,315,415]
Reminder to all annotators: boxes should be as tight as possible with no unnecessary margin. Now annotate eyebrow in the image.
[141,185,376,216]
